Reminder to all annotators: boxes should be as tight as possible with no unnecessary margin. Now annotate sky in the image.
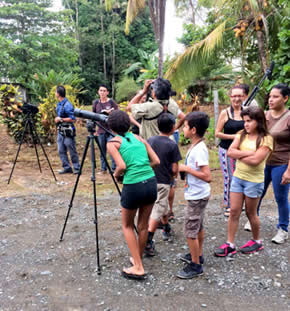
[52,0,185,56]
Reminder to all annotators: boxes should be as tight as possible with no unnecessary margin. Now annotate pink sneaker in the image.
[214,243,237,257]
[240,239,263,254]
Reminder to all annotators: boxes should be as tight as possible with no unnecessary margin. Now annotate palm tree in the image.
[165,0,281,90]
[124,0,166,77]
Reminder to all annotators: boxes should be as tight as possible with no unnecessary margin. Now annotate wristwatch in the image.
[60,118,63,123]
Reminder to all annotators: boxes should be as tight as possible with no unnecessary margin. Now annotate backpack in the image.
[143,101,171,121]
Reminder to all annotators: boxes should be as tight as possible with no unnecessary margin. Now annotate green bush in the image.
[115,77,140,103]
[179,131,191,146]
[205,118,216,147]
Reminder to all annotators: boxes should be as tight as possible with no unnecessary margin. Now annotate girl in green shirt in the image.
[107,110,159,280]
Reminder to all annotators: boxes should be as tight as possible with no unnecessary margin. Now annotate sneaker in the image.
[73,169,80,175]
[244,220,252,232]
[179,253,204,265]
[240,239,263,254]
[214,243,237,257]
[272,228,288,244]
[58,168,73,174]
[144,240,156,257]
[176,262,203,279]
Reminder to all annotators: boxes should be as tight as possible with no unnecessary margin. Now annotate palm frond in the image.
[104,0,113,11]
[165,20,227,92]
[203,20,227,56]
[247,0,259,14]
[125,0,146,34]
[123,62,142,75]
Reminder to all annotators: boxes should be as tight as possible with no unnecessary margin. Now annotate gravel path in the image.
[0,188,289,311]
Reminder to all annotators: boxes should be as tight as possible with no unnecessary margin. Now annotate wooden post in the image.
[213,90,219,146]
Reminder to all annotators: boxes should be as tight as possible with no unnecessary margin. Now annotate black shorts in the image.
[121,176,157,210]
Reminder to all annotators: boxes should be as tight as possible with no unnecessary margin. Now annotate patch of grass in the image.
[179,145,219,170]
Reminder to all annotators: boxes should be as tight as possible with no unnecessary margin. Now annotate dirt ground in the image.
[0,123,289,311]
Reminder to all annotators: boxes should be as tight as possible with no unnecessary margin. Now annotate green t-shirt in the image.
[118,132,155,184]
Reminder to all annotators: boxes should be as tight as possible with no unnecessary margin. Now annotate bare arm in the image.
[175,111,185,130]
[227,135,255,159]
[127,80,153,112]
[179,163,212,183]
[106,141,126,177]
[215,109,236,140]
[135,135,160,167]
[55,116,75,123]
[171,162,178,178]
[281,159,290,185]
[240,146,272,166]
[129,115,141,128]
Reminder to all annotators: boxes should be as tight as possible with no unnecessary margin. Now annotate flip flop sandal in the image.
[122,270,146,281]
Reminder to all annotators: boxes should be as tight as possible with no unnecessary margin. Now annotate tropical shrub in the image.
[115,77,139,103]
[38,85,80,142]
[0,84,35,143]
[25,70,84,104]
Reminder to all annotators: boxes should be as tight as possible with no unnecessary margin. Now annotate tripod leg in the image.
[30,121,57,182]
[90,135,101,274]
[28,120,42,173]
[8,118,30,184]
[59,135,90,242]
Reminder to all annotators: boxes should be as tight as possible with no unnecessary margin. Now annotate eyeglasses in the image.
[230,95,244,98]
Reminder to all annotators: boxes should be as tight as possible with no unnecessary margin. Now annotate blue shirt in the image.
[56,98,75,120]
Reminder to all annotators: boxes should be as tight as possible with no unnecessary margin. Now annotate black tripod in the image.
[59,120,123,275]
[244,61,275,107]
[8,113,57,184]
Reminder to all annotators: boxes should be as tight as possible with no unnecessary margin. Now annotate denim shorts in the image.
[230,176,264,198]
[121,176,157,210]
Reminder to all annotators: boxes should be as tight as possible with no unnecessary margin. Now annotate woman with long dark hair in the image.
[215,86,245,217]
[258,83,290,244]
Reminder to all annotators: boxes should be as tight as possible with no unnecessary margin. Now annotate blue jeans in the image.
[258,164,290,232]
[57,133,80,171]
[98,133,116,171]
[173,130,180,144]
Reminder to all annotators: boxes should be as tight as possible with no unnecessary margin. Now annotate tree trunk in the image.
[111,33,115,98]
[256,30,268,73]
[148,0,166,77]
[75,0,82,67]
[99,0,107,82]
[100,15,107,81]
[189,0,195,25]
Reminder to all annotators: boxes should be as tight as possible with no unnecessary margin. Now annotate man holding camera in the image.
[55,85,80,174]
[92,84,118,174]
[127,78,185,140]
